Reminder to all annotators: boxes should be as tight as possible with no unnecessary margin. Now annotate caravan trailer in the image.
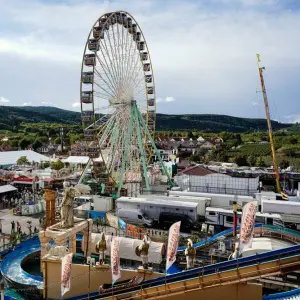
[205,207,284,229]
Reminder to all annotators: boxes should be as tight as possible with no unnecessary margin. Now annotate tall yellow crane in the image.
[256,54,288,200]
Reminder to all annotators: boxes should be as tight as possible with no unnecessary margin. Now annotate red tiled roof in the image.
[178,165,216,176]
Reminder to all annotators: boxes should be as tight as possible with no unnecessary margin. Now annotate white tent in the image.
[0,150,50,165]
[0,184,17,194]
[83,233,164,264]
[62,156,90,165]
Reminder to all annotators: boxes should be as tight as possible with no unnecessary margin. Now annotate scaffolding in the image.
[174,173,259,196]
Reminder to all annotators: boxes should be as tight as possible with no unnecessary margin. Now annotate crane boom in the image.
[256,54,287,200]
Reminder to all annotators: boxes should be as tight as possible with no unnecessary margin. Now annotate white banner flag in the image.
[111,237,121,285]
[61,253,73,297]
[106,213,118,229]
[166,221,181,271]
[239,201,258,254]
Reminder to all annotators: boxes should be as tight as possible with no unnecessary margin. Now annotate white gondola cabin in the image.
[128,24,137,34]
[84,54,96,67]
[93,26,104,39]
[81,110,94,122]
[147,99,155,106]
[145,75,152,83]
[88,39,99,51]
[143,63,151,72]
[81,72,94,84]
[147,87,154,95]
[124,17,132,28]
[137,41,145,51]
[81,91,93,104]
[133,32,141,42]
[140,52,148,61]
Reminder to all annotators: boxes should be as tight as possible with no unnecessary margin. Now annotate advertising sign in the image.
[166,221,181,271]
[239,201,258,253]
[61,253,73,297]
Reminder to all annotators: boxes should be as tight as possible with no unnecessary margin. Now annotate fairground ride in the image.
[79,11,173,198]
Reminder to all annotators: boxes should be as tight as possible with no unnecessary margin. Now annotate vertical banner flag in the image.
[239,201,258,254]
[111,237,121,285]
[166,221,181,271]
[106,213,118,229]
[61,253,73,297]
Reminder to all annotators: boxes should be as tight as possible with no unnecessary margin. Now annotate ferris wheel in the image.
[80,11,169,196]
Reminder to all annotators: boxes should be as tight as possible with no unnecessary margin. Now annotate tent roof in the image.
[62,156,90,164]
[0,150,50,165]
[0,184,17,194]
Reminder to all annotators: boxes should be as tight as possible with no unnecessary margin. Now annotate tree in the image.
[247,154,257,167]
[187,131,194,139]
[288,136,298,145]
[255,156,266,167]
[53,136,61,145]
[50,160,64,170]
[18,137,32,149]
[233,155,248,166]
[17,156,30,165]
[279,159,289,169]
[32,138,43,151]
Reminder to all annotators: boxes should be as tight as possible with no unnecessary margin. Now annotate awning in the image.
[0,184,17,194]
[43,177,55,183]
[13,175,39,184]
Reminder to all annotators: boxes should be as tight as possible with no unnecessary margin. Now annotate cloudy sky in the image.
[0,0,300,122]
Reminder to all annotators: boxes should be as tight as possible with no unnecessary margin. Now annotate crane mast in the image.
[256,54,287,199]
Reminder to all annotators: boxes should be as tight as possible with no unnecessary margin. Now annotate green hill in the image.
[0,106,293,133]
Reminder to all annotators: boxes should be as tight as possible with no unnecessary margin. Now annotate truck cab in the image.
[117,208,153,227]
[158,212,200,232]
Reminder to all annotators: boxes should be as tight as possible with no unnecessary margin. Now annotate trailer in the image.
[169,190,255,210]
[116,196,198,222]
[261,199,300,229]
[205,207,284,228]
[140,194,210,219]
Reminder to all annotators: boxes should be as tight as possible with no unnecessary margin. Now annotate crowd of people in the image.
[0,186,44,209]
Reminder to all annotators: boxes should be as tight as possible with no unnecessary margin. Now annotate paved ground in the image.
[0,209,42,236]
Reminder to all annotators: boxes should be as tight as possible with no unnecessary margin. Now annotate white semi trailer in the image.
[116,196,198,222]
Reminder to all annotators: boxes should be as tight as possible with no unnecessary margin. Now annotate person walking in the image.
[17,221,21,234]
[11,221,15,234]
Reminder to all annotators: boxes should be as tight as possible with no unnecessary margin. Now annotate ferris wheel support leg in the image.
[134,105,150,192]
[135,103,174,187]
[116,106,134,198]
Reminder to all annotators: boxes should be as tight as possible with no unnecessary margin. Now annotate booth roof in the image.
[0,150,49,165]
[62,156,90,164]
[0,184,17,194]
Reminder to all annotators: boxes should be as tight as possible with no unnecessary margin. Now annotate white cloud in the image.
[283,115,300,124]
[0,97,9,103]
[251,101,259,106]
[0,0,299,117]
[41,101,53,105]
[72,102,80,108]
[157,96,176,103]
[23,102,32,106]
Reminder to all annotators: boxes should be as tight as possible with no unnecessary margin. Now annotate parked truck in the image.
[140,194,210,220]
[261,199,300,229]
[116,196,199,226]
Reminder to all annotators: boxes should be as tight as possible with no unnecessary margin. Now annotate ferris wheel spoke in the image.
[111,25,123,87]
[95,51,119,90]
[121,25,135,90]
[105,29,121,87]
[94,63,118,96]
[99,38,120,89]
